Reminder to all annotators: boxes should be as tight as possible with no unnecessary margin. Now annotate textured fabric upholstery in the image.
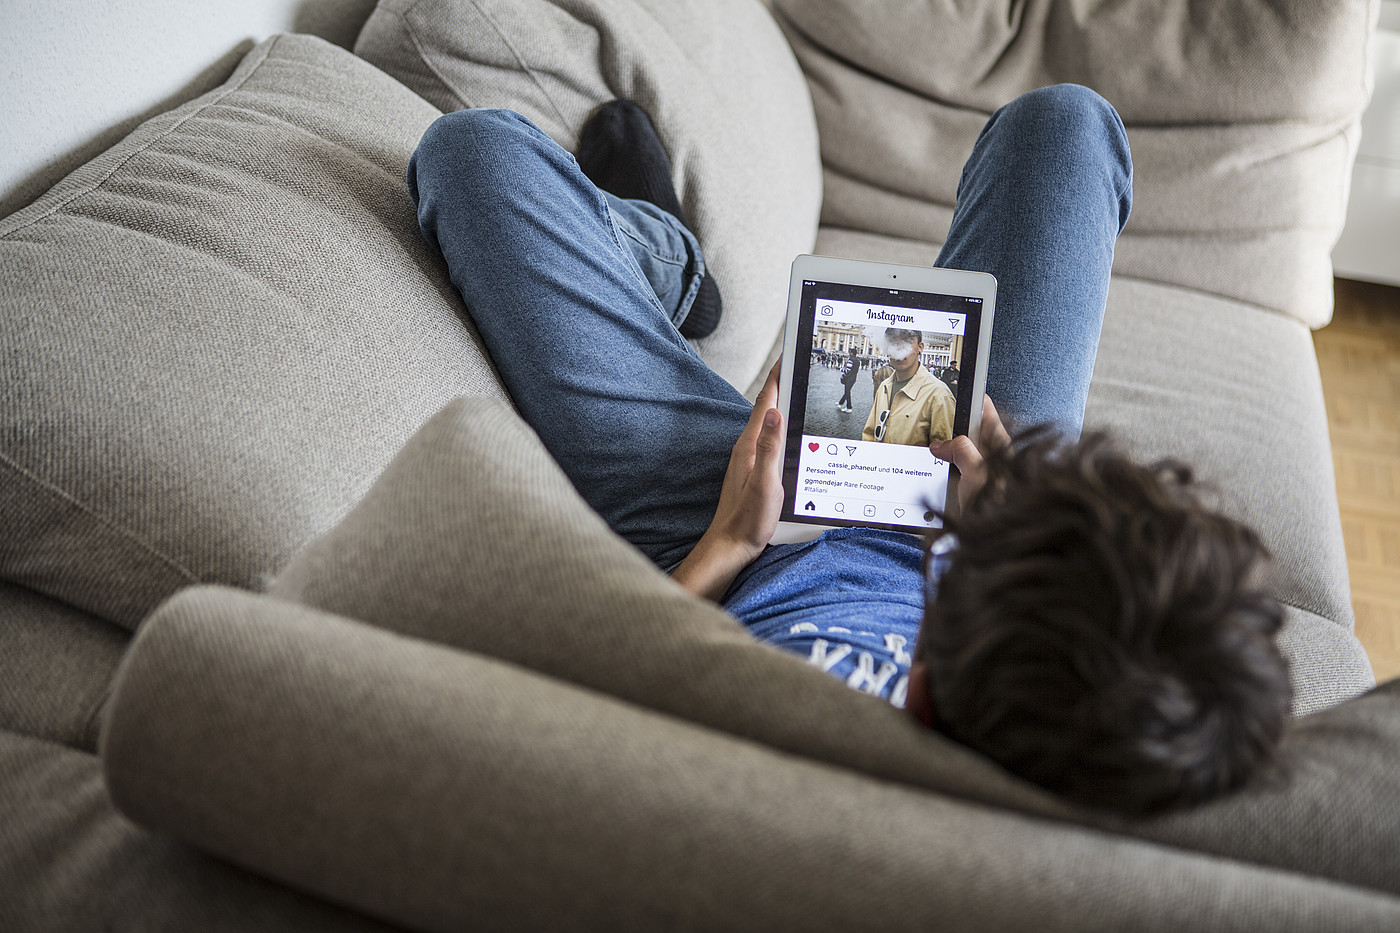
[0,35,505,629]
[772,0,1374,327]
[102,588,1400,930]
[0,583,129,752]
[353,0,823,390]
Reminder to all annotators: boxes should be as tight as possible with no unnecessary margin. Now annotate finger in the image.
[739,357,784,451]
[929,435,984,477]
[755,356,782,409]
[754,408,784,474]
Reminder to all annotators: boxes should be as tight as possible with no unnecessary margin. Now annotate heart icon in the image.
[808,442,820,452]
[894,508,905,518]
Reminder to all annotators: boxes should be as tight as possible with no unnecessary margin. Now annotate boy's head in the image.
[910,430,1291,815]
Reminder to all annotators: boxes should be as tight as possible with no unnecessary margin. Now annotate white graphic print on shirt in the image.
[789,622,911,706]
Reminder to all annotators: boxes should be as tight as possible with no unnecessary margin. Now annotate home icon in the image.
[804,501,817,511]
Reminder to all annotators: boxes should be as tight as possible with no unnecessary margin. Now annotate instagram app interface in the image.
[785,279,984,532]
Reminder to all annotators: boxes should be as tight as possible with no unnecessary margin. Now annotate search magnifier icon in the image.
[834,503,846,513]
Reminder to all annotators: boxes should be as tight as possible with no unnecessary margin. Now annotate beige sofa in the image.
[3,1,1398,929]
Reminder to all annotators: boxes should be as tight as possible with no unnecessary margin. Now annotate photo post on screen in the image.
[795,298,967,529]
[772,256,993,543]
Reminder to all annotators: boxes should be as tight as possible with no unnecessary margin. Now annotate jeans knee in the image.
[998,85,1123,145]
[992,84,1132,218]
[409,108,543,200]
[426,108,537,150]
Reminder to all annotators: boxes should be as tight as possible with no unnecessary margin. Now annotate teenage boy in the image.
[407,91,1289,814]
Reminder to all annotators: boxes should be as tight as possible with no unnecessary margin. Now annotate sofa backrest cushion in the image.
[269,393,1400,898]
[771,0,1374,327]
[0,35,507,628]
[353,0,823,391]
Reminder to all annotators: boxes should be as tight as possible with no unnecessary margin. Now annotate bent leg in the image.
[407,108,749,569]
[936,84,1133,439]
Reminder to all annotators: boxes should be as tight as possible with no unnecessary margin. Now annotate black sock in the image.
[577,100,688,223]
[577,101,722,339]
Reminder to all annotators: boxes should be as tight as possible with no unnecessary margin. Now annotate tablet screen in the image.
[780,276,988,535]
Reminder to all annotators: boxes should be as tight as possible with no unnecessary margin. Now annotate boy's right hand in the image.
[929,395,1009,511]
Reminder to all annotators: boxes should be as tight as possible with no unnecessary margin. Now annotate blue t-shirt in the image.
[722,527,942,707]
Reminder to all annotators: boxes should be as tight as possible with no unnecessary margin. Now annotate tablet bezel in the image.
[773,254,996,544]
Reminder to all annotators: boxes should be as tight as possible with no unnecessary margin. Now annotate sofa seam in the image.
[0,36,281,242]
[823,221,1329,328]
[82,683,116,752]
[1278,598,1353,632]
[375,5,457,112]
[1106,273,1331,329]
[0,453,200,586]
[463,0,571,129]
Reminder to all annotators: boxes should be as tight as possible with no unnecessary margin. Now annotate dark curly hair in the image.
[919,429,1291,815]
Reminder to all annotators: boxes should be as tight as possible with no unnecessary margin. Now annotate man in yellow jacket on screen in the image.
[862,327,956,446]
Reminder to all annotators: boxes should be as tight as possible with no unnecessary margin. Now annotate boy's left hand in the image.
[672,358,785,602]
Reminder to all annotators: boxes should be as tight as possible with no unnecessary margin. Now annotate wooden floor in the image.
[1315,278,1400,683]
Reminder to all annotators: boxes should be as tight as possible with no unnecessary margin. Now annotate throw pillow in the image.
[0,35,507,628]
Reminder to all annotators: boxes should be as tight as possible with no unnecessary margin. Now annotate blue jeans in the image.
[407,85,1132,571]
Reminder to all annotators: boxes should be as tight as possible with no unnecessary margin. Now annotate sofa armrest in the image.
[252,393,1400,899]
[266,395,1048,809]
[99,586,1400,931]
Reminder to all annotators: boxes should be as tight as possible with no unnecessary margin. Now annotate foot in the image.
[577,101,722,339]
[578,101,686,221]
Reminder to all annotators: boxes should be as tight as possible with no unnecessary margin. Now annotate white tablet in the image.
[773,254,996,543]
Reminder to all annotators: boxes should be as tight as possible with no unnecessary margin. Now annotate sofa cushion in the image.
[265,392,1400,896]
[353,0,823,392]
[0,34,507,628]
[771,0,1371,327]
[1087,276,1374,709]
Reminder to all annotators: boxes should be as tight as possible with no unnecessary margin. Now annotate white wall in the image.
[0,0,377,217]
[1330,0,1400,285]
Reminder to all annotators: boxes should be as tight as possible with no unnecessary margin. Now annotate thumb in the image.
[930,435,982,475]
[753,408,785,487]
[756,408,783,459]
